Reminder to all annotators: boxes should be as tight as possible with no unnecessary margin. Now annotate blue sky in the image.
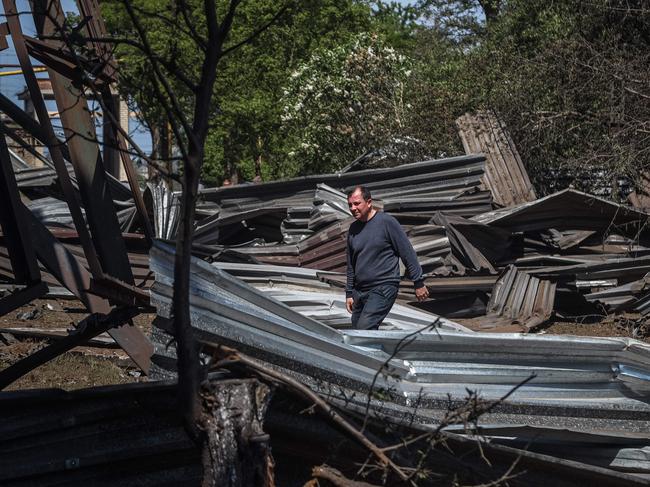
[0,0,152,152]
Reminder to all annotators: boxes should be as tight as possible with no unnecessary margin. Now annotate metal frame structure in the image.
[0,0,154,387]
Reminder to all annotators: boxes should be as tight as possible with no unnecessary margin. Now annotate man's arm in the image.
[346,233,355,312]
[387,217,429,302]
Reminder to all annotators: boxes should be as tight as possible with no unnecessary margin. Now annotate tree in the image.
[471,0,650,195]
[280,32,415,174]
[102,0,374,184]
[72,0,291,449]
[417,0,504,43]
[403,0,650,197]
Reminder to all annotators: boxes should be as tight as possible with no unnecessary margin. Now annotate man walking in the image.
[345,186,429,329]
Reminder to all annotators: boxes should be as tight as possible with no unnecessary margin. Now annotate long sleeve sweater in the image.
[345,212,424,298]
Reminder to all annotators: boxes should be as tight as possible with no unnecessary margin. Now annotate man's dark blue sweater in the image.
[346,212,424,298]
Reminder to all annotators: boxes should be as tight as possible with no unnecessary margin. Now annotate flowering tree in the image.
[281,33,413,173]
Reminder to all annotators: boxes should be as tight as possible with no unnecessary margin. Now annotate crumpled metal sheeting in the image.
[255,288,469,332]
[379,191,492,218]
[150,243,650,437]
[342,330,650,408]
[480,265,556,331]
[150,290,412,393]
[25,195,138,233]
[538,228,598,250]
[344,329,650,377]
[380,189,493,218]
[430,212,514,275]
[529,255,650,284]
[456,111,537,208]
[200,187,347,246]
[149,243,411,386]
[26,196,85,227]
[316,272,495,319]
[228,218,450,276]
[445,424,650,474]
[280,205,313,244]
[194,155,490,245]
[473,188,650,233]
[210,260,470,333]
[147,181,180,240]
[307,184,350,231]
[0,237,153,289]
[211,261,336,291]
[9,148,58,188]
[207,189,341,245]
[200,154,487,204]
[231,219,350,272]
[12,165,57,188]
[585,274,650,309]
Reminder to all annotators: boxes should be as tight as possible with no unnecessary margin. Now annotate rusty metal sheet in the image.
[474,189,650,234]
[35,0,135,287]
[479,265,556,332]
[456,111,536,207]
[2,0,103,278]
[431,212,513,274]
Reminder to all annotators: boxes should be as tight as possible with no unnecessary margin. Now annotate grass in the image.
[0,346,135,391]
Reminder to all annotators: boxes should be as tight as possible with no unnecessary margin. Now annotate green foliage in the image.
[102,0,649,195]
[416,0,503,43]
[469,0,650,194]
[280,33,414,173]
[102,0,374,185]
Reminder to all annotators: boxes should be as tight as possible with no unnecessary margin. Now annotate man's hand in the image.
[415,285,429,302]
[346,297,354,313]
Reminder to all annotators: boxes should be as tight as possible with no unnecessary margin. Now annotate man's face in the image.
[348,190,372,221]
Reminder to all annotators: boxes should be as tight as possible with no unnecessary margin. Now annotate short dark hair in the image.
[347,185,371,201]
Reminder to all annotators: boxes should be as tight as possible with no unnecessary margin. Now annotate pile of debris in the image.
[147,162,650,335]
[143,123,650,478]
[1,17,650,481]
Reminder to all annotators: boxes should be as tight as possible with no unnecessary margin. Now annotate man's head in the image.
[347,186,374,221]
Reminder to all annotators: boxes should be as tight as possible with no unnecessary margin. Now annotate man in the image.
[345,186,429,329]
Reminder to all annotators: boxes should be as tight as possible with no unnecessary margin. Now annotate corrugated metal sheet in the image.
[474,188,649,233]
[0,232,153,290]
[147,180,180,240]
[191,155,491,246]
[24,197,138,233]
[482,265,556,331]
[1,378,645,485]
[149,243,650,442]
[0,380,202,485]
[211,261,471,333]
[456,111,536,207]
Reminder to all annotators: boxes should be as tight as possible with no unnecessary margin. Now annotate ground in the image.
[0,298,155,391]
[0,298,648,391]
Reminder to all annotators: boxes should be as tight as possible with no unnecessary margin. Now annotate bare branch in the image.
[120,0,193,159]
[177,0,208,50]
[204,342,411,483]
[309,465,381,487]
[221,3,292,57]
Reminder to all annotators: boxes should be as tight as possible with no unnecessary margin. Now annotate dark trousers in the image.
[351,284,398,330]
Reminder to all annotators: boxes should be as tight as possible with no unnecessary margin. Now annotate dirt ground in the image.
[455,312,650,342]
[1,298,648,392]
[0,298,156,391]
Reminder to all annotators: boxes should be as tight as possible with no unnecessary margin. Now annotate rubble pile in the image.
[2,67,650,481]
